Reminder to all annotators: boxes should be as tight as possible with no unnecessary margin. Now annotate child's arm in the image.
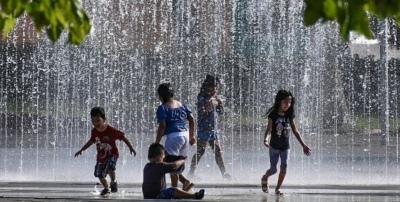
[156,121,166,144]
[199,98,215,115]
[188,114,196,145]
[215,96,224,114]
[263,118,273,147]
[172,158,186,169]
[74,140,94,157]
[290,120,311,156]
[122,136,137,156]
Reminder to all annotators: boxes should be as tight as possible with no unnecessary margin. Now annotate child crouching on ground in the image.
[142,143,205,199]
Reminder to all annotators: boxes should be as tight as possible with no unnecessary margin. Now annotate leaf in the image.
[354,14,373,39]
[0,0,91,44]
[359,22,373,39]
[396,15,400,25]
[339,12,350,40]
[31,12,50,30]
[347,1,372,39]
[46,25,63,42]
[64,0,91,44]
[68,32,81,45]
[304,0,323,25]
[26,1,49,30]
[3,16,15,36]
[6,0,28,17]
[0,16,5,33]
[323,0,337,20]
[54,7,68,28]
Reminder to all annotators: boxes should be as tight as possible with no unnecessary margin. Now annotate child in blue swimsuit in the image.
[188,75,231,179]
[155,83,196,191]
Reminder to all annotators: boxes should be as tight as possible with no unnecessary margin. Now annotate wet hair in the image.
[265,90,295,118]
[148,143,165,159]
[90,107,106,120]
[157,83,174,103]
[200,74,221,93]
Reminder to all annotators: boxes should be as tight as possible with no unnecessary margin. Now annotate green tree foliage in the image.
[304,0,400,40]
[0,0,91,44]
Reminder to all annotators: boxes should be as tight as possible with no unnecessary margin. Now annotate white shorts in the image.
[164,131,189,157]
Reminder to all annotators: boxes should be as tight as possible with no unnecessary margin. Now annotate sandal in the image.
[261,175,269,193]
[183,180,195,191]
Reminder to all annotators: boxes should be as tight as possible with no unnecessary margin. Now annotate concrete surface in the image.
[0,182,399,201]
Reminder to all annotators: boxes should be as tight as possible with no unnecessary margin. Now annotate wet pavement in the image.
[0,182,399,201]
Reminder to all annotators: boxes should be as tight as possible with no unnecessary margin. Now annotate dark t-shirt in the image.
[142,162,176,199]
[268,111,295,150]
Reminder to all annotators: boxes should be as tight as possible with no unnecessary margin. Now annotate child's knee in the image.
[280,164,287,173]
[165,155,185,174]
[267,167,277,175]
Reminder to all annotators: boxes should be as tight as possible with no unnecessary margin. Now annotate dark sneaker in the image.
[110,181,118,193]
[100,188,110,196]
[194,189,205,199]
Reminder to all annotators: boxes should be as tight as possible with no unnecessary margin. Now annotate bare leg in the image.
[212,140,228,175]
[170,173,179,187]
[178,173,188,184]
[109,170,116,182]
[275,149,288,194]
[275,172,286,194]
[174,188,195,199]
[263,147,279,193]
[189,141,207,175]
[99,177,109,189]
[178,173,195,191]
[174,188,205,199]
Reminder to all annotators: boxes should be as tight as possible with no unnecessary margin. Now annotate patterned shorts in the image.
[94,156,118,178]
[156,187,177,199]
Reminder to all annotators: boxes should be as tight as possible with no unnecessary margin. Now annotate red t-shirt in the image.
[90,125,124,162]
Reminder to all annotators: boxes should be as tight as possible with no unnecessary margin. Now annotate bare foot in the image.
[183,180,195,191]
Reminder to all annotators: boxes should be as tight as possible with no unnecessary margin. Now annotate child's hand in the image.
[130,148,137,157]
[189,136,196,146]
[303,145,311,156]
[74,150,82,157]
[208,98,217,107]
[263,140,269,148]
[215,96,223,105]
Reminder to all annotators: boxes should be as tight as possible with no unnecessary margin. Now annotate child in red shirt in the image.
[75,107,137,196]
